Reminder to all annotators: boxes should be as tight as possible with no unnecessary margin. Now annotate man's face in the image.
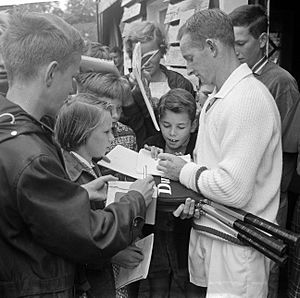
[140,39,162,77]
[110,52,123,68]
[180,33,213,85]
[233,26,263,69]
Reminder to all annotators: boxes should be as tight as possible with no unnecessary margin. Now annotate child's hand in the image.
[144,144,164,160]
[111,244,144,268]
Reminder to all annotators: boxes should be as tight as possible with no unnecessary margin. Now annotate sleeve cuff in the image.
[179,163,208,193]
[179,162,200,191]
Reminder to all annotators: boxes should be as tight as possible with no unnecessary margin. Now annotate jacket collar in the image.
[63,151,97,182]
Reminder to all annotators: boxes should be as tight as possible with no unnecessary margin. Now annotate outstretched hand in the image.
[157,153,187,181]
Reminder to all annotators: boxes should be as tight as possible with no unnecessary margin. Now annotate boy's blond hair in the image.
[0,11,84,83]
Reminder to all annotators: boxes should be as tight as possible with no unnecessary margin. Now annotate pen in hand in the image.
[143,165,148,178]
[144,144,163,160]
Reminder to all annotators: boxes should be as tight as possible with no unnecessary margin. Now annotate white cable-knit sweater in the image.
[179,63,282,239]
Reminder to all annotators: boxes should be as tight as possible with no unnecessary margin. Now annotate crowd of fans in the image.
[0,4,300,298]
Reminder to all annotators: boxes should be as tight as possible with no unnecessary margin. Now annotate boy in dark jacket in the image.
[0,11,154,297]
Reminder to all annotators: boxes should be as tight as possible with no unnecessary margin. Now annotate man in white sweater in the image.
[157,9,282,297]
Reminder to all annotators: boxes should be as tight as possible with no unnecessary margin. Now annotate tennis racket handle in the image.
[243,213,300,245]
[234,220,287,257]
[237,232,288,266]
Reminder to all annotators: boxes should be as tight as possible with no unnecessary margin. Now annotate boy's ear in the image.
[258,32,268,50]
[191,118,198,133]
[45,61,58,87]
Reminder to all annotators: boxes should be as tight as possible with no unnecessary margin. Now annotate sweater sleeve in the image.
[180,89,281,209]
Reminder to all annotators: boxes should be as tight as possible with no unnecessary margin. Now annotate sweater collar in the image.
[214,63,253,100]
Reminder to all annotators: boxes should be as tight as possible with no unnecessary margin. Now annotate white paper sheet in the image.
[98,145,143,180]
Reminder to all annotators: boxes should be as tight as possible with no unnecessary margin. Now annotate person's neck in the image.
[6,82,44,119]
[215,51,241,91]
[251,54,267,71]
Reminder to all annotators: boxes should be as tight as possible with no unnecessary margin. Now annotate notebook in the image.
[114,233,154,289]
[98,145,190,179]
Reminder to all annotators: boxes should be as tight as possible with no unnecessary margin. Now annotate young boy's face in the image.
[101,97,122,123]
[233,25,264,69]
[159,110,193,153]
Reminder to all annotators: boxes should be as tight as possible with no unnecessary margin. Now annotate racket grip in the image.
[237,232,288,266]
[244,213,300,245]
[234,220,287,257]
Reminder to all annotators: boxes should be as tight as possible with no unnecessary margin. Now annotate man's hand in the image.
[144,144,164,160]
[173,198,200,219]
[82,175,118,200]
[111,244,144,269]
[130,176,155,207]
[157,153,187,181]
